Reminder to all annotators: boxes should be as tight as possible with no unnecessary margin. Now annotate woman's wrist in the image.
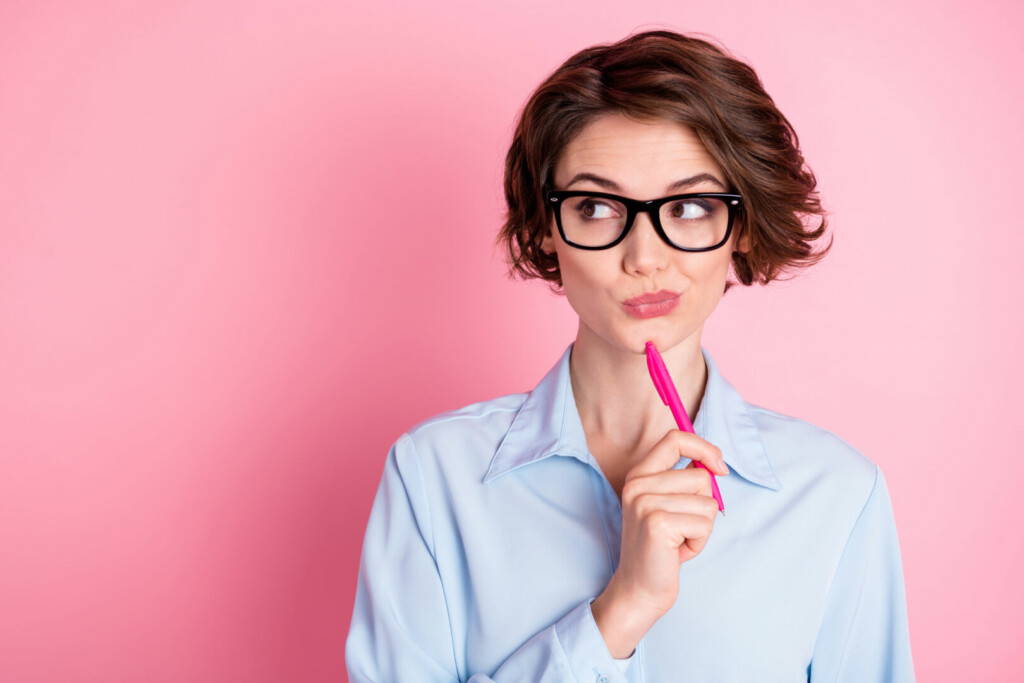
[591,579,662,659]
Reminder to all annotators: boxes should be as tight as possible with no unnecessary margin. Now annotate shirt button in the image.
[595,674,609,683]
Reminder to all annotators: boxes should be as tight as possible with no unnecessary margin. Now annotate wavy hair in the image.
[494,29,833,295]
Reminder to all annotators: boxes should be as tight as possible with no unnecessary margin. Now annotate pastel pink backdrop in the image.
[1,1,1020,681]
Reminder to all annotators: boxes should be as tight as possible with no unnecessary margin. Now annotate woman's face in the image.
[542,112,749,355]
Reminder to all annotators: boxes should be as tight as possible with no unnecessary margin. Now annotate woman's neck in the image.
[569,325,708,455]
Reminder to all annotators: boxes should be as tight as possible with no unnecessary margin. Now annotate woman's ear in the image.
[540,225,556,255]
[737,226,751,254]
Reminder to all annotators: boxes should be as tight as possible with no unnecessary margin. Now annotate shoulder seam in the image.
[832,462,881,673]
[401,433,464,681]
[833,462,880,584]
[807,462,880,658]
[400,433,439,557]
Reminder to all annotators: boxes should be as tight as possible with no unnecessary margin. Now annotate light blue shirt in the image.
[345,342,916,682]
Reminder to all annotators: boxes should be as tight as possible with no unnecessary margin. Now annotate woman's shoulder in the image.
[392,391,531,468]
[744,401,879,493]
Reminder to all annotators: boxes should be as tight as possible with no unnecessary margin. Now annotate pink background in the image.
[1,1,1021,681]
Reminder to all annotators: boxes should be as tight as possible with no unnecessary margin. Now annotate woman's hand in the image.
[609,429,729,618]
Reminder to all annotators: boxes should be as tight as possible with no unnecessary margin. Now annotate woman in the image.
[346,30,915,682]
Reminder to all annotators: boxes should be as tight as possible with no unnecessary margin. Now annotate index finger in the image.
[626,429,728,481]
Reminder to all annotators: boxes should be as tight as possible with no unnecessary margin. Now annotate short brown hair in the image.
[494,29,833,296]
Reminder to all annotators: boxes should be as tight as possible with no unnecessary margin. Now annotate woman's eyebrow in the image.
[565,172,726,193]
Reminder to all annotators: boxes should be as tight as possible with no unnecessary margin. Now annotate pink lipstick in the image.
[623,290,680,319]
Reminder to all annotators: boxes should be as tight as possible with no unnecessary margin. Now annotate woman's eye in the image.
[579,201,616,219]
[671,200,710,220]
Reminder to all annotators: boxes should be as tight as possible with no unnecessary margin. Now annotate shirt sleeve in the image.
[809,464,917,682]
[345,433,634,683]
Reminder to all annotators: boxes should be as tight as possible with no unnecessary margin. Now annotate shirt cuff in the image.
[553,596,633,682]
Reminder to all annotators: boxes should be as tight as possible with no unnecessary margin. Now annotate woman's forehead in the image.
[558,115,719,181]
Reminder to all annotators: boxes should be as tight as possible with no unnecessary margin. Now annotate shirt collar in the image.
[482,341,782,491]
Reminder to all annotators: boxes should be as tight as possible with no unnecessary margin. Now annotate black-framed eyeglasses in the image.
[545,189,743,252]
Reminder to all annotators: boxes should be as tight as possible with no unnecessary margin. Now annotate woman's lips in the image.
[623,294,680,319]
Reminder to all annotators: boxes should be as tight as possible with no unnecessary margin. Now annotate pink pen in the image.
[644,341,726,514]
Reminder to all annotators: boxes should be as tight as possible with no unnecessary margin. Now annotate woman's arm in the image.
[808,465,917,682]
[345,433,633,682]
